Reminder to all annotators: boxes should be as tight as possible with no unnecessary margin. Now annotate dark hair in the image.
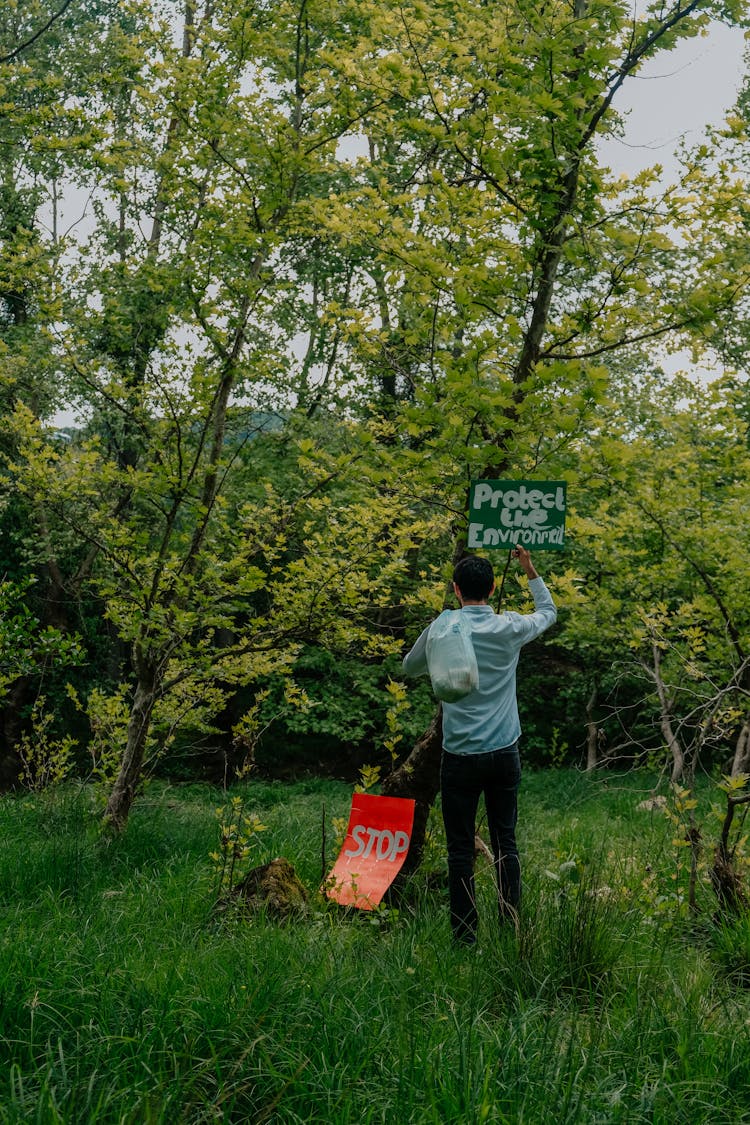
[453,555,494,601]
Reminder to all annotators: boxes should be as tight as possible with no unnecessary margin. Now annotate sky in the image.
[596,20,747,379]
[597,20,747,179]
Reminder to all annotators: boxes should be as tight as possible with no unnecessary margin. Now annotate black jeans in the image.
[440,743,522,944]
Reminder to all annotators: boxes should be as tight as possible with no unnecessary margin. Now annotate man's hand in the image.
[512,545,538,580]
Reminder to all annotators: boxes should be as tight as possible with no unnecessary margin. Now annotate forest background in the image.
[3,0,750,835]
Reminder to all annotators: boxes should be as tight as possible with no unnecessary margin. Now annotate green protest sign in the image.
[468,480,567,551]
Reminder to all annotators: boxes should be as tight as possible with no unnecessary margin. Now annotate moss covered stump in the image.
[226,857,309,920]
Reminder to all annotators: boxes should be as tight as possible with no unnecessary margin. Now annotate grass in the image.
[1,769,750,1123]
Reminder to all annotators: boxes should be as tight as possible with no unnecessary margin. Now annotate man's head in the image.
[452,555,495,603]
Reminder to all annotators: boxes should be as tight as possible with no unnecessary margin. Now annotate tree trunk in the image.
[731,721,750,778]
[103,663,158,830]
[711,791,750,915]
[380,706,443,878]
[585,683,599,772]
[650,643,685,782]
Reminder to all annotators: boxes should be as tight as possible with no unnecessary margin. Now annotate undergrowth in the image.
[1,770,750,1123]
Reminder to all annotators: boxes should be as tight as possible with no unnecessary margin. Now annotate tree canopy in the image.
[2,0,750,825]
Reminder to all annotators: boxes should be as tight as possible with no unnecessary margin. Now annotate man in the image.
[402,548,556,944]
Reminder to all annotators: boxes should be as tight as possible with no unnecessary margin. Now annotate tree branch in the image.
[0,0,74,64]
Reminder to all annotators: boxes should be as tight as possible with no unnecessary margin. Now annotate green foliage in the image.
[67,683,131,791]
[522,851,629,996]
[3,773,750,1122]
[210,794,268,901]
[651,774,750,919]
[383,678,410,765]
[0,580,82,703]
[15,697,77,792]
[254,649,436,771]
[710,911,750,986]
[556,375,750,777]
[544,726,570,769]
[3,0,750,822]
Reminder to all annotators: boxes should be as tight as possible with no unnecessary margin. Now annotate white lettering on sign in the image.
[472,483,565,512]
[467,523,565,548]
[344,825,410,863]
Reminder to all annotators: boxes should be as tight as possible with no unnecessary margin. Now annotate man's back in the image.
[441,580,556,754]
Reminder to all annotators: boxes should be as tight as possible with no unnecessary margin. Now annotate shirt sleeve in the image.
[509,576,557,643]
[402,623,431,677]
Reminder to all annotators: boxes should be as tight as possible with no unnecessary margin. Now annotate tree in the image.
[4,0,750,837]
[301,0,750,867]
[0,578,82,785]
[0,0,130,775]
[559,372,750,781]
[3,0,447,825]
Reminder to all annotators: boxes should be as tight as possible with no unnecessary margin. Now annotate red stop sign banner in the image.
[325,792,416,910]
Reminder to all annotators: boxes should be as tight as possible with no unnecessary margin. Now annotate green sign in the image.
[468,480,567,551]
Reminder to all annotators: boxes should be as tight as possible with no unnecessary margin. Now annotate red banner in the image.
[325,792,416,910]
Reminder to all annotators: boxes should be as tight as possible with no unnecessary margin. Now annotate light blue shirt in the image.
[402,577,557,754]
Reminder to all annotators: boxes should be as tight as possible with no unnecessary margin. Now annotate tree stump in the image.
[223,857,309,921]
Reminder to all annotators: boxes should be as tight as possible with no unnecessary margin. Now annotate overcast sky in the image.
[596,20,747,379]
[598,20,747,179]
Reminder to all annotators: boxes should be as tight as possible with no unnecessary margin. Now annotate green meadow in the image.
[2,770,750,1124]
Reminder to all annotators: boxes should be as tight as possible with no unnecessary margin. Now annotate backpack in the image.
[425,610,479,703]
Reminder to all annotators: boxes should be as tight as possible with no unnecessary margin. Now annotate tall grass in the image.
[1,771,750,1123]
